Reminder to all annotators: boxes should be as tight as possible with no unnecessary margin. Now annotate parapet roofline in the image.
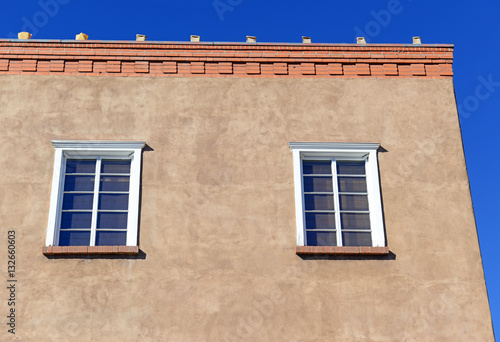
[0,38,454,48]
[0,39,454,79]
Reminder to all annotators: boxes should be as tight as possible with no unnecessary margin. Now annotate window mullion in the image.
[90,158,101,246]
[53,156,67,247]
[331,159,342,246]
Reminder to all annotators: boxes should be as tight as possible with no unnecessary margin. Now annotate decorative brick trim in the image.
[106,60,121,73]
[42,246,139,256]
[273,62,288,75]
[134,61,149,73]
[246,62,260,74]
[411,63,426,76]
[328,63,343,75]
[425,64,440,77]
[370,65,384,76]
[398,65,412,77]
[261,63,273,76]
[439,64,453,76]
[0,59,9,71]
[218,62,233,74]
[22,59,37,72]
[356,63,371,75]
[50,60,65,72]
[190,61,204,74]
[78,60,93,73]
[296,246,389,255]
[0,40,453,79]
[383,64,398,76]
[163,61,177,74]
[301,62,315,75]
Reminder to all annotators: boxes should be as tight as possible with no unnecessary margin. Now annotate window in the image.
[45,141,145,248]
[289,143,385,249]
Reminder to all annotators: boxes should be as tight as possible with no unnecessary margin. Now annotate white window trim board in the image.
[289,142,385,247]
[45,140,146,247]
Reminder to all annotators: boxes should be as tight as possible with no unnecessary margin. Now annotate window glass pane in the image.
[59,231,91,246]
[101,160,131,174]
[306,213,335,230]
[98,194,129,210]
[64,175,95,191]
[303,176,333,192]
[342,232,372,246]
[62,193,94,210]
[336,161,365,175]
[65,159,96,174]
[307,231,337,246]
[61,212,92,229]
[97,212,128,229]
[305,194,334,211]
[339,194,369,211]
[100,176,130,192]
[341,213,371,230]
[96,231,127,246]
[302,161,331,175]
[338,176,367,193]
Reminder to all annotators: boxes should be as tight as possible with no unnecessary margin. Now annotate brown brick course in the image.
[296,246,390,255]
[42,245,139,256]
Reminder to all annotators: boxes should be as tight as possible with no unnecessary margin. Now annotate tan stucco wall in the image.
[0,75,494,341]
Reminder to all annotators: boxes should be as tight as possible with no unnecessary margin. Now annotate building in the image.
[0,36,494,341]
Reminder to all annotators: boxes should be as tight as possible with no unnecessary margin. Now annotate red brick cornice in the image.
[0,40,453,78]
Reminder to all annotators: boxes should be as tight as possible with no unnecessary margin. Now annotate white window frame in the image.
[45,141,145,247]
[289,142,385,247]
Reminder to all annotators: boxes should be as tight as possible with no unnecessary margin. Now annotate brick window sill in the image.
[296,246,389,255]
[42,246,139,256]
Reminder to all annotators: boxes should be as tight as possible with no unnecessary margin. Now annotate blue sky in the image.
[1,0,499,337]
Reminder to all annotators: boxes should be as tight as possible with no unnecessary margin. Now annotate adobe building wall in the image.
[0,41,494,341]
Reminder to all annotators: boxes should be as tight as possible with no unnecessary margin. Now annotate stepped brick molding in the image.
[0,39,453,79]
